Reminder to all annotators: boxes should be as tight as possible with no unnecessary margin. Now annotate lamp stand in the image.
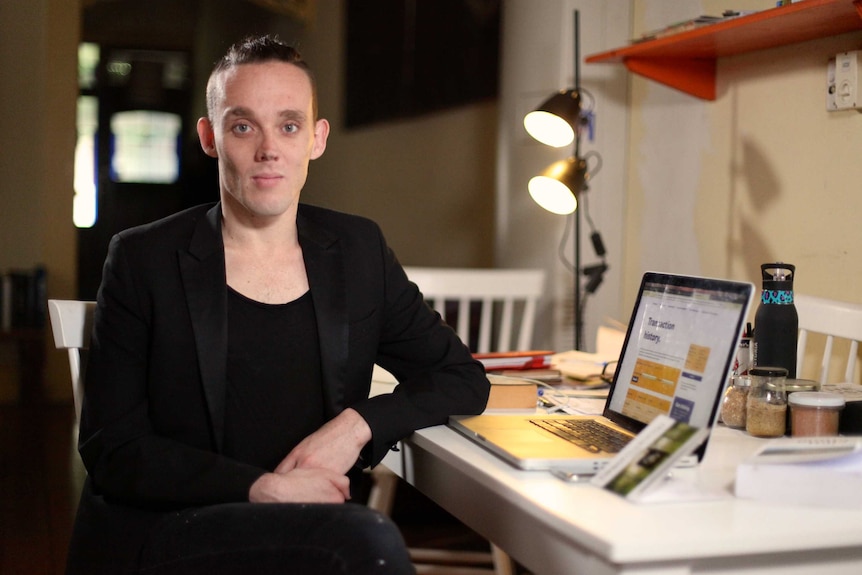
[572,9,583,350]
[574,202,583,350]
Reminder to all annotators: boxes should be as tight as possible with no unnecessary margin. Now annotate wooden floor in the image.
[0,402,81,575]
[0,399,495,575]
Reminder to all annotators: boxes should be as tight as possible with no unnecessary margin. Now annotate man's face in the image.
[197,61,329,221]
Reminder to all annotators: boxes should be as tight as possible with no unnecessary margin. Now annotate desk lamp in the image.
[523,10,606,350]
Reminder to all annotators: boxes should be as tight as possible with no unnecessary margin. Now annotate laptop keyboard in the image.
[529,419,631,454]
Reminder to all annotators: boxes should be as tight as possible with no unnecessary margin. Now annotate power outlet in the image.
[827,57,837,111]
[834,50,862,110]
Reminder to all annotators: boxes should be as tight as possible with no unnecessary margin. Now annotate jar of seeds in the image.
[720,374,750,429]
[746,366,788,438]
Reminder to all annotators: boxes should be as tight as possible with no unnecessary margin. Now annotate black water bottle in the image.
[753,263,798,378]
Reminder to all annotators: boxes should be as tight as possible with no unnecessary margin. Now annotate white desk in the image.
[393,423,862,575]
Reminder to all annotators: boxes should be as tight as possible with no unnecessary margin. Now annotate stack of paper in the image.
[552,324,625,384]
[552,350,618,383]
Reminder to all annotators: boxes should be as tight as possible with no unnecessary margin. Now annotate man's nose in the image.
[256,131,279,161]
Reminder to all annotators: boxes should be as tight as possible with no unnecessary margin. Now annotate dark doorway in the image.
[75,46,215,300]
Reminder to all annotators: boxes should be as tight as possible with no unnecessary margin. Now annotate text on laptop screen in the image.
[606,279,749,428]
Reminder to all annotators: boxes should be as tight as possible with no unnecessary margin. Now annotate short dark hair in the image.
[206,34,318,120]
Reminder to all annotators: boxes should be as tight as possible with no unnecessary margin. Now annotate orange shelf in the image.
[585,0,862,100]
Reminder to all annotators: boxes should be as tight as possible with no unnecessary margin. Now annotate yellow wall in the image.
[299,0,498,268]
[624,0,862,381]
[0,0,79,401]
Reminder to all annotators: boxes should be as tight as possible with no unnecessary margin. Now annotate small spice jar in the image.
[783,379,819,434]
[746,366,788,438]
[720,375,750,429]
[788,392,845,437]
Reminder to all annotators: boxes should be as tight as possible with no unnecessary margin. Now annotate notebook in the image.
[449,271,754,472]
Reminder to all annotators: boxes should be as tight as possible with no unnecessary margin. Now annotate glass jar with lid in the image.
[789,391,845,437]
[720,374,750,429]
[783,378,820,434]
[746,366,788,437]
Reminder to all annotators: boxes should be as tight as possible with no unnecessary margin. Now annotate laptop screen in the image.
[603,272,753,434]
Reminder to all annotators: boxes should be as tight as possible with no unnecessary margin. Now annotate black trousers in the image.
[66,483,415,575]
[134,502,415,575]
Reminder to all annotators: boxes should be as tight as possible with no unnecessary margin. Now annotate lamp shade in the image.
[523,89,581,148]
[528,156,587,215]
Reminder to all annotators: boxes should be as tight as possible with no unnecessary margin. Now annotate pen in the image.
[538,396,556,409]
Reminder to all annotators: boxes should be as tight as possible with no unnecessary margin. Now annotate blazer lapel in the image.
[298,209,348,417]
[179,204,229,452]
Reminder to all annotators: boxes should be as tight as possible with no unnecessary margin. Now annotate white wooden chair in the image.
[795,294,862,384]
[403,266,545,353]
[369,267,546,575]
[47,299,96,423]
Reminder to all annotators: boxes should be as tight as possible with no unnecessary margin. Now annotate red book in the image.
[472,350,554,371]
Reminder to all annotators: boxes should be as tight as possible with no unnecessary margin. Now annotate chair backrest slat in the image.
[795,294,862,384]
[403,267,546,354]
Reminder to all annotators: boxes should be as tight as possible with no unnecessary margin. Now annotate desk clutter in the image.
[720,261,862,438]
[479,331,623,411]
[720,373,860,438]
[462,266,862,511]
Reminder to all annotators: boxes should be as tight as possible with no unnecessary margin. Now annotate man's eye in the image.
[283,123,298,134]
[233,123,251,134]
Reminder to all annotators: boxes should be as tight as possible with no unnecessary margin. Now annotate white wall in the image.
[496,0,631,351]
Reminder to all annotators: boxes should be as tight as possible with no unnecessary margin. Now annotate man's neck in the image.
[221,202,308,304]
[220,200,300,252]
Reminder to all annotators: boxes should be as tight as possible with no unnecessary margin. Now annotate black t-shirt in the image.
[223,288,325,470]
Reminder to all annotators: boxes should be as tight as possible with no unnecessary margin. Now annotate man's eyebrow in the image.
[278,109,307,122]
[224,106,253,118]
[223,107,307,122]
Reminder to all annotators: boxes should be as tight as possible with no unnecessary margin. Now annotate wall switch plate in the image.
[834,50,862,110]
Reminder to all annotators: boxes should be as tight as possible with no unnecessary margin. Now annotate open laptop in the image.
[449,272,754,472]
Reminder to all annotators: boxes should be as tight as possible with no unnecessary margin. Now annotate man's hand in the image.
[275,408,372,475]
[249,409,371,503]
[249,469,351,503]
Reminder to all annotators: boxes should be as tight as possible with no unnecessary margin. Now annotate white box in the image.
[735,436,862,508]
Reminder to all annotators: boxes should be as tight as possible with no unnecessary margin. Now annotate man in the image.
[66,35,489,575]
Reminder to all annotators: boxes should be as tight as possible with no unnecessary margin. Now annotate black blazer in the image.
[67,203,489,574]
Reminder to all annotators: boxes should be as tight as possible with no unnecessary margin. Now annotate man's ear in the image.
[196,117,218,158]
[310,118,330,160]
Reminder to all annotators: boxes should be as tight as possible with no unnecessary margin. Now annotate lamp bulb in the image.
[528,176,577,215]
[523,111,575,148]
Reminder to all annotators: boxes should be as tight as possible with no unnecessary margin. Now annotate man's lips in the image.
[252,173,283,186]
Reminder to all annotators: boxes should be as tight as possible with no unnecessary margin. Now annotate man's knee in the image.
[333,505,415,574]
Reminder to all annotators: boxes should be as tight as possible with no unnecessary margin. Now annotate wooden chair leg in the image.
[491,544,518,575]
[367,465,399,517]
[368,466,520,575]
